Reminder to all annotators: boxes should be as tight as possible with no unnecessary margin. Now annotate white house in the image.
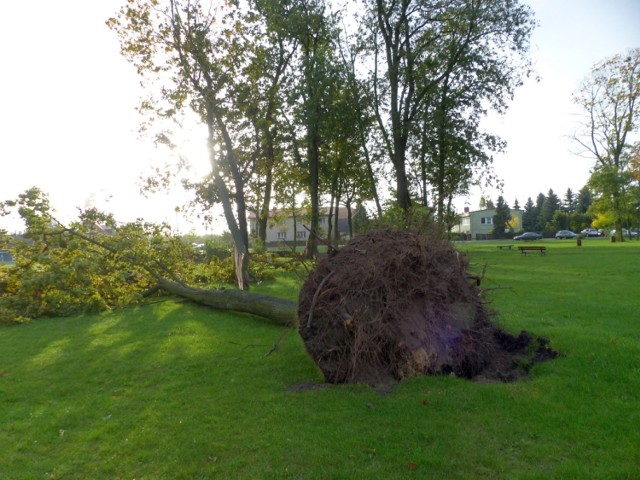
[452,207,523,240]
[248,207,352,248]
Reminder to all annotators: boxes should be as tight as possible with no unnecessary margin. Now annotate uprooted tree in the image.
[0,188,298,326]
[2,0,556,384]
[298,228,556,384]
[2,190,555,383]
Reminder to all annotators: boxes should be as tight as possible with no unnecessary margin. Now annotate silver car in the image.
[555,230,577,239]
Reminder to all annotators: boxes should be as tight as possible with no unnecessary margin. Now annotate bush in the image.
[204,239,232,261]
[369,204,438,235]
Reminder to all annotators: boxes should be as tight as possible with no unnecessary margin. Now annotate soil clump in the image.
[298,229,556,384]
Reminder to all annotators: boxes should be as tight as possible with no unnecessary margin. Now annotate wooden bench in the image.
[497,245,514,250]
[518,246,547,256]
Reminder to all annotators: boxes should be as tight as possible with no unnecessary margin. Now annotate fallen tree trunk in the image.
[156,278,297,327]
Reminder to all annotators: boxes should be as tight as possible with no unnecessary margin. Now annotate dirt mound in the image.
[298,229,556,384]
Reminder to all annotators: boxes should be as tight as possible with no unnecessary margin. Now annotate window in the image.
[296,231,307,239]
[277,232,287,239]
[480,217,493,225]
[462,218,470,226]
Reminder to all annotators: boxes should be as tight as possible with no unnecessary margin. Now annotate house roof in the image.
[461,207,523,216]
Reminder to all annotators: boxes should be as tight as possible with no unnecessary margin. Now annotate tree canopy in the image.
[572,48,640,241]
[106,0,536,286]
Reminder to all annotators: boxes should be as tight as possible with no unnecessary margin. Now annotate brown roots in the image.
[297,229,556,384]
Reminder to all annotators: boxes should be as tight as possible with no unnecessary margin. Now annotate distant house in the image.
[248,207,352,248]
[452,207,523,240]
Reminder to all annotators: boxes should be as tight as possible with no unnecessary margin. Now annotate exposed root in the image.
[297,229,556,384]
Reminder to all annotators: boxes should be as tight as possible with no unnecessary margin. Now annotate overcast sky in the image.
[1,0,639,234]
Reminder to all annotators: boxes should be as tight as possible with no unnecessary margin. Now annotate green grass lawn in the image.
[1,238,639,479]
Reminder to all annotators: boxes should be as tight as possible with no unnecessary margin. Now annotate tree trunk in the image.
[361,138,383,218]
[203,100,251,290]
[234,249,251,292]
[394,153,412,211]
[257,169,272,245]
[157,278,297,327]
[258,125,277,245]
[333,182,342,246]
[304,122,320,259]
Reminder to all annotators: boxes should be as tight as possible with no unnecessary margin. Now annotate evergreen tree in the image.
[352,202,370,234]
[513,198,520,210]
[563,188,576,211]
[492,196,511,238]
[533,193,546,231]
[576,186,593,214]
[522,197,536,231]
[540,189,561,233]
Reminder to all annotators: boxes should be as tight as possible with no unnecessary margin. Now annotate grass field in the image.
[1,238,639,479]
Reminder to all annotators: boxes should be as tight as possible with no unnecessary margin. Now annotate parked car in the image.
[514,232,542,241]
[581,228,601,237]
[555,230,577,239]
[610,229,639,238]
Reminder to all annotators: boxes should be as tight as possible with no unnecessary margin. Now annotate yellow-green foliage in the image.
[0,189,244,324]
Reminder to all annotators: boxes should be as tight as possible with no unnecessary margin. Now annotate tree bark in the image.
[157,278,297,327]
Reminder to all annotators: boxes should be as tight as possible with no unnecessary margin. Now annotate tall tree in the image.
[522,197,536,231]
[532,192,546,232]
[576,186,593,214]
[360,0,535,213]
[245,0,299,246]
[539,189,561,233]
[572,48,640,241]
[492,195,511,238]
[563,188,576,212]
[283,0,339,258]
[109,0,264,289]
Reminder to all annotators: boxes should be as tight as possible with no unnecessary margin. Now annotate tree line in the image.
[106,0,537,288]
[480,187,594,239]
[482,44,640,241]
[2,2,637,313]
[486,175,640,239]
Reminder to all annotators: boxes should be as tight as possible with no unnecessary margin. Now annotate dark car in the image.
[514,232,542,241]
[555,230,577,239]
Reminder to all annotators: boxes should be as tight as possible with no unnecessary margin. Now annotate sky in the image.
[1,0,639,234]
[474,0,640,210]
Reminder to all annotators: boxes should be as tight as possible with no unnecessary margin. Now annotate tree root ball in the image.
[298,229,556,384]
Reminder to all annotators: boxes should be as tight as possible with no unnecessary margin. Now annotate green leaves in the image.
[573,48,640,238]
[0,189,239,324]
